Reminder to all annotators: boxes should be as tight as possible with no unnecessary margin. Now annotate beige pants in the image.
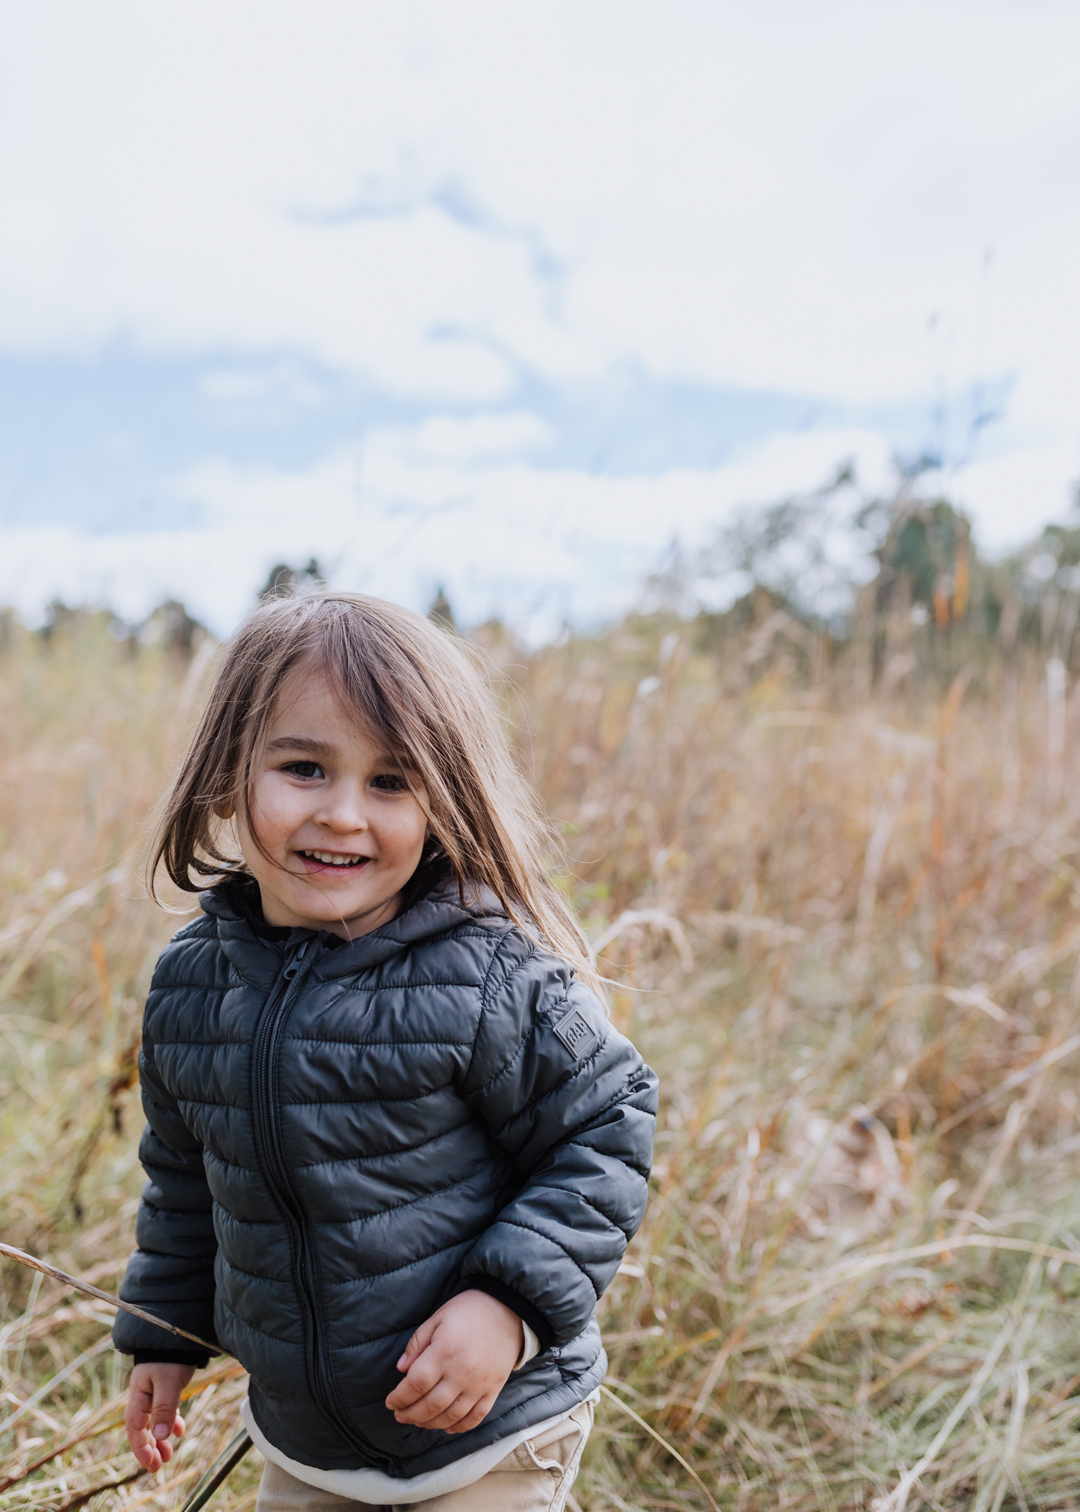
[256,1400,593,1512]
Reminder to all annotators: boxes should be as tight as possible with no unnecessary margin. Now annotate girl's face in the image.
[236,665,430,939]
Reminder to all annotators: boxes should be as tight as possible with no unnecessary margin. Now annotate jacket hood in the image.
[198,871,508,981]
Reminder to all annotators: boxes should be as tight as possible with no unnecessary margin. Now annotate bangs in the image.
[271,645,416,773]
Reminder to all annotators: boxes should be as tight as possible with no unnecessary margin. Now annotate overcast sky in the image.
[0,1,1077,633]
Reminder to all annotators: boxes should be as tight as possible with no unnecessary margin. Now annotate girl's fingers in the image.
[124,1387,158,1470]
[387,1348,442,1410]
[160,1410,185,1441]
[127,1421,166,1473]
[151,1389,185,1444]
[392,1378,462,1425]
[444,1393,496,1435]
[125,1365,196,1471]
[395,1314,438,1373]
[125,1395,183,1468]
[424,1392,485,1433]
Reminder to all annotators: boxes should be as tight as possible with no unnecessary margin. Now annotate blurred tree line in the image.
[8,472,1079,697]
[643,464,1080,693]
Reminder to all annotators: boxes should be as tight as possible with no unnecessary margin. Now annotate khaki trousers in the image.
[255,1400,593,1512]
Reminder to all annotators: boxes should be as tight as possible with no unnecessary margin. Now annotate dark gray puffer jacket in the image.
[114,875,657,1479]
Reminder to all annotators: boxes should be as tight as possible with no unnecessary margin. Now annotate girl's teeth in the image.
[306,851,362,866]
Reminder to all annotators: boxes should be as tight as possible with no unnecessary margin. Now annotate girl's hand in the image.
[124,1361,196,1471]
[385,1290,524,1434]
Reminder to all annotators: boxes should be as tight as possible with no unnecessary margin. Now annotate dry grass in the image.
[3,612,1080,1510]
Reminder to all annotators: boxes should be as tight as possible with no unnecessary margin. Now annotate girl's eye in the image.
[284,761,323,779]
[372,772,408,792]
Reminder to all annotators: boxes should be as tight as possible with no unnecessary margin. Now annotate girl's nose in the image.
[315,783,368,832]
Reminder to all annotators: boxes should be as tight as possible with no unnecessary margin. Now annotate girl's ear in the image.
[213,799,235,820]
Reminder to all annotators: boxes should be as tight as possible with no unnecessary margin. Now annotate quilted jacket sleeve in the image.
[458,930,658,1349]
[112,1024,219,1364]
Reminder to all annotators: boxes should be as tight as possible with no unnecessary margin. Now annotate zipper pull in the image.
[282,941,308,981]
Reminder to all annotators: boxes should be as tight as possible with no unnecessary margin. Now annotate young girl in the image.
[115,593,657,1511]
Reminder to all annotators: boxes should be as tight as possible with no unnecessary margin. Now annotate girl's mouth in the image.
[297,850,372,873]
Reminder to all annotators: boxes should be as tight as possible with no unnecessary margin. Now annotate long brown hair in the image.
[151,592,600,992]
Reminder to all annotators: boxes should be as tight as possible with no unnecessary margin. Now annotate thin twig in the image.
[0,1241,219,1353]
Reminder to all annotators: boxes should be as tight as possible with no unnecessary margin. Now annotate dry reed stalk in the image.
[0,1244,218,1354]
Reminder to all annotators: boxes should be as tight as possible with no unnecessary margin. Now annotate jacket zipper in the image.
[251,940,389,1468]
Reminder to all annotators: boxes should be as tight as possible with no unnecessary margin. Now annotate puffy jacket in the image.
[114,874,657,1479]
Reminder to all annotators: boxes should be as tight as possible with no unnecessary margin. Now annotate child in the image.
[115,593,657,1511]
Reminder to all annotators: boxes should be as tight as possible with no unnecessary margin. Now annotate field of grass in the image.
[3,611,1080,1510]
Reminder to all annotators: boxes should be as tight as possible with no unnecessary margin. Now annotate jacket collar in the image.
[200,872,506,981]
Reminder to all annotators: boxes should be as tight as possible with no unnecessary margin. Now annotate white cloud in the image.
[0,425,900,634]
[406,412,554,463]
[0,1,1077,615]
[1,1,1079,409]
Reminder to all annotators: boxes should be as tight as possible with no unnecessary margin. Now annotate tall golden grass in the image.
[3,610,1080,1510]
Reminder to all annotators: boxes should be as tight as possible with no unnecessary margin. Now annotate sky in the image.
[0,1,1078,635]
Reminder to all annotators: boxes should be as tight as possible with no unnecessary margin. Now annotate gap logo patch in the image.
[552,1007,601,1060]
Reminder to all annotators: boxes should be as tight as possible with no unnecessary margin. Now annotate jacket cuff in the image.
[130,1349,211,1369]
[459,1275,556,1353]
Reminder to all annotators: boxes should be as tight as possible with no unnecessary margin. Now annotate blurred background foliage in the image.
[640,472,1080,700]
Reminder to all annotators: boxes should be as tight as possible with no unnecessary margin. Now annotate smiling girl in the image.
[114,593,657,1511]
